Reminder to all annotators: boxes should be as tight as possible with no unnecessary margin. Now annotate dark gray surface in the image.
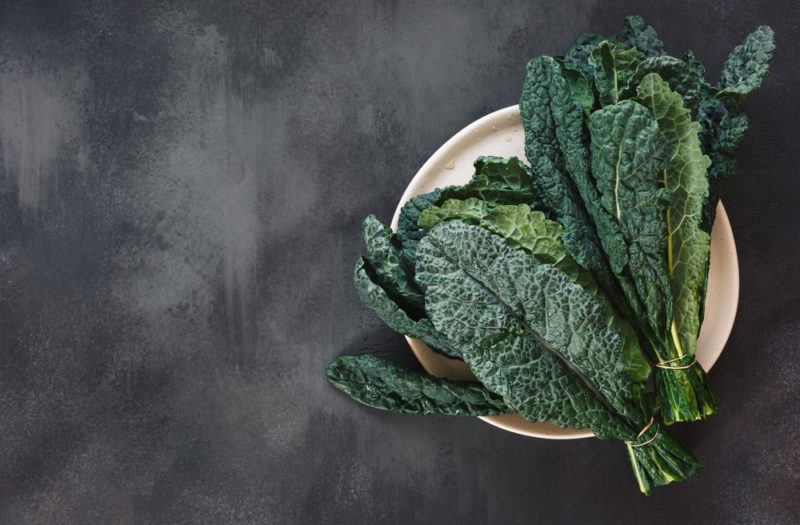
[0,0,796,523]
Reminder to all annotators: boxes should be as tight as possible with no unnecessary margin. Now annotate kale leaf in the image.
[416,221,700,493]
[635,74,718,422]
[620,15,665,58]
[588,100,672,344]
[718,25,776,101]
[326,354,508,416]
[634,74,711,360]
[520,56,622,310]
[355,257,459,357]
[419,200,650,382]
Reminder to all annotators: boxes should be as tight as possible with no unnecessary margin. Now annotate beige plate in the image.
[390,105,739,440]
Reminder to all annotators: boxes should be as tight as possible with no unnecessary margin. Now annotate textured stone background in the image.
[0,0,796,523]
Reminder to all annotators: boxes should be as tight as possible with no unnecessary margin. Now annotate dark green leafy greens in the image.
[397,156,543,269]
[531,18,773,422]
[620,15,665,57]
[326,354,509,416]
[634,74,717,421]
[588,42,645,106]
[718,25,776,100]
[362,156,545,360]
[328,15,774,495]
[416,221,699,493]
[355,216,458,357]
[520,56,630,320]
[587,100,672,343]
[418,200,650,382]
[701,25,774,230]
[354,257,458,357]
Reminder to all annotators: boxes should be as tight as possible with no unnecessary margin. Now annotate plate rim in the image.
[390,104,739,440]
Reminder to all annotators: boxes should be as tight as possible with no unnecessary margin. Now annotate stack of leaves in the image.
[326,16,774,494]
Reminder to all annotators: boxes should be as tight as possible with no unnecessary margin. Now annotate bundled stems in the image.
[626,422,702,494]
[643,329,717,424]
[655,359,718,424]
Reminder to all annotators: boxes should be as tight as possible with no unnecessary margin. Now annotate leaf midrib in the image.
[426,234,626,423]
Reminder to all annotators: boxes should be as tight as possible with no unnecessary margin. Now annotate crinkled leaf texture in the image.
[397,156,542,266]
[326,355,508,416]
[718,25,775,100]
[416,220,645,438]
[421,201,565,266]
[635,74,711,359]
[698,101,749,232]
[397,189,444,267]
[631,56,706,114]
[415,221,700,493]
[620,15,665,58]
[354,257,459,358]
[450,156,541,205]
[588,100,672,345]
[364,156,546,359]
[564,32,607,79]
[520,57,618,303]
[697,26,772,229]
[588,42,644,106]
[419,200,650,382]
[362,215,424,313]
[325,355,509,416]
[357,215,457,357]
[635,74,718,423]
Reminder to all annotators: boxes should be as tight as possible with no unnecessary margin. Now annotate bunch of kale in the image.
[326,16,774,494]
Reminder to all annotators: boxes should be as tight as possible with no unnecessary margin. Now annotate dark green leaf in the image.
[419,200,651,382]
[588,42,644,106]
[620,15,665,57]
[718,25,775,100]
[416,221,645,435]
[564,32,607,79]
[697,100,749,231]
[635,74,710,359]
[588,100,672,342]
[397,189,444,266]
[326,354,508,415]
[631,55,706,114]
[416,221,700,493]
[443,156,543,207]
[520,57,617,299]
[362,215,423,314]
[355,257,459,357]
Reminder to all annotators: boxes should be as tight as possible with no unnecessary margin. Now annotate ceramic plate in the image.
[390,105,739,440]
